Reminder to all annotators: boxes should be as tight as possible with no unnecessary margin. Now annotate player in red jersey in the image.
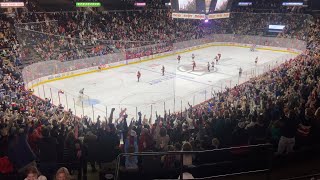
[161,65,165,76]
[218,53,221,60]
[177,55,181,63]
[137,71,141,82]
[192,61,196,71]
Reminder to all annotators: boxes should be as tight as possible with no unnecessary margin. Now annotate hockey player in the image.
[177,55,181,63]
[255,57,258,65]
[215,55,219,64]
[250,44,256,52]
[211,60,215,68]
[218,53,221,60]
[161,65,165,76]
[192,54,195,60]
[207,62,210,72]
[78,88,84,100]
[192,61,196,71]
[239,67,242,77]
[137,71,141,82]
[79,88,84,95]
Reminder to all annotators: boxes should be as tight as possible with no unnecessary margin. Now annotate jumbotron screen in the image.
[214,0,229,11]
[171,0,231,13]
[178,0,197,11]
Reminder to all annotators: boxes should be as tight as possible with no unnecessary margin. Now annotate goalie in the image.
[250,44,256,52]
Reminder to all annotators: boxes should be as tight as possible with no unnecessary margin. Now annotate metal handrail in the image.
[114,143,273,180]
[280,173,320,180]
[153,169,270,180]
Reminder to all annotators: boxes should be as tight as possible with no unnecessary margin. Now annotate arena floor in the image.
[34,46,297,121]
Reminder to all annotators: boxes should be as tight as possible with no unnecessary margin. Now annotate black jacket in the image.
[38,136,58,163]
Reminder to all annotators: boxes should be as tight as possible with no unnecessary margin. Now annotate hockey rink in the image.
[34,46,297,121]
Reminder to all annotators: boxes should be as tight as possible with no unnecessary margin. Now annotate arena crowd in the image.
[11,10,310,64]
[0,2,320,180]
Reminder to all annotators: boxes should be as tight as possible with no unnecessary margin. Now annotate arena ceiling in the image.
[37,0,320,10]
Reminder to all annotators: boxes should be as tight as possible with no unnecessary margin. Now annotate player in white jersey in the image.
[211,60,215,68]
[192,54,195,60]
[78,88,85,100]
[215,55,219,64]
[255,57,258,65]
[250,44,256,52]
[207,62,210,72]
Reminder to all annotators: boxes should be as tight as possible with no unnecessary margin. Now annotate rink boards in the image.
[27,42,302,90]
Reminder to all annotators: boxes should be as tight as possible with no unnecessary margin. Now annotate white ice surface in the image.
[33,46,297,121]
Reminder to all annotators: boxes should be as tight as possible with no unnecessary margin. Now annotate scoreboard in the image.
[170,0,232,19]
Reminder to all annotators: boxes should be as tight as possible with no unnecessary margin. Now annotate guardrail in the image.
[114,144,273,180]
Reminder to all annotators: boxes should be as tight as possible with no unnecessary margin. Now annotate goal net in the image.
[76,94,91,107]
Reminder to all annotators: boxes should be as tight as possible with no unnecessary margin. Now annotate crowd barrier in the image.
[22,34,305,121]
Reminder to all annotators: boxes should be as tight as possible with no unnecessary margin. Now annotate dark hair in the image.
[160,127,167,137]
[174,143,182,151]
[128,146,135,153]
[41,127,50,137]
[108,124,116,132]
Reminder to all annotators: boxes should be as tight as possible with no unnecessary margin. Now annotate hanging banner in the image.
[0,2,25,8]
[172,13,206,20]
[207,13,230,19]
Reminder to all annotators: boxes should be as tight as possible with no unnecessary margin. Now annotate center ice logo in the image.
[149,75,175,85]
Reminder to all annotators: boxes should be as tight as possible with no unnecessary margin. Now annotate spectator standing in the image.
[277,111,299,154]
[124,130,138,171]
[37,127,58,179]
[155,127,170,151]
[8,125,36,173]
[83,131,98,172]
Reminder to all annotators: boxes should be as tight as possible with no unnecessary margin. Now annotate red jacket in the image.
[138,133,154,152]
[0,156,13,174]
